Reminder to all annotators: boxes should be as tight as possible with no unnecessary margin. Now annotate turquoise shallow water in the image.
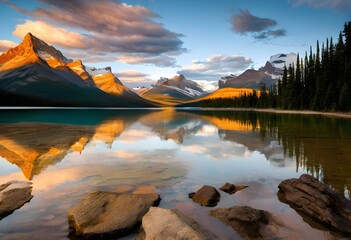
[0,109,350,239]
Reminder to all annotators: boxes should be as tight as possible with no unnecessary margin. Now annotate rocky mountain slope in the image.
[260,53,296,75]
[0,33,153,107]
[139,75,208,104]
[218,53,297,90]
[218,69,276,89]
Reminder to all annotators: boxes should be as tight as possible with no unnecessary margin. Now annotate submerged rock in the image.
[209,206,282,240]
[189,185,220,207]
[140,207,218,240]
[133,185,161,195]
[278,174,351,236]
[67,190,160,238]
[219,182,249,195]
[0,181,33,220]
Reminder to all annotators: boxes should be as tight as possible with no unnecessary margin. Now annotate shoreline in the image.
[186,107,351,119]
[0,106,351,119]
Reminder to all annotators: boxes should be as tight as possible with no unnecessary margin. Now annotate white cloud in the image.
[180,142,251,160]
[193,80,218,92]
[116,70,156,88]
[0,39,17,53]
[118,129,156,143]
[289,0,351,11]
[117,70,150,82]
[117,53,179,67]
[195,125,218,136]
[13,20,88,49]
[178,54,253,81]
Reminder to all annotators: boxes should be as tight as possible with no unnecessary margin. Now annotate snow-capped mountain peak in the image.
[269,53,296,72]
[140,74,208,100]
[86,66,112,77]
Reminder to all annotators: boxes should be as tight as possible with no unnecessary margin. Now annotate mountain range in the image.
[138,75,208,105]
[0,33,296,107]
[218,69,276,89]
[0,33,152,107]
[218,53,296,90]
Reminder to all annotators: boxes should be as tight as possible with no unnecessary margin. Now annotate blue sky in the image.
[0,0,349,89]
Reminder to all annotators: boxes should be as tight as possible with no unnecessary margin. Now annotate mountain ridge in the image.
[141,74,207,102]
[0,33,154,107]
[219,69,275,89]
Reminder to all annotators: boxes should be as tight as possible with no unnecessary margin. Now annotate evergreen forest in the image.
[203,22,351,111]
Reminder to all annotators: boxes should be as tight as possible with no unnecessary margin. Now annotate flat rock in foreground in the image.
[140,207,218,240]
[189,185,220,207]
[67,190,160,238]
[0,181,33,220]
[278,174,351,236]
[209,206,282,240]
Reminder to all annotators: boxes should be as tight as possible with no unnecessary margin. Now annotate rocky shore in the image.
[1,175,350,239]
[0,181,33,220]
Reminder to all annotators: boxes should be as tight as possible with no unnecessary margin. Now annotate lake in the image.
[0,109,350,239]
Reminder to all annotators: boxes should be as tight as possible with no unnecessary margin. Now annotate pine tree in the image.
[281,66,288,109]
[323,37,335,109]
[339,82,351,110]
[341,22,351,110]
[301,53,310,109]
[308,47,316,108]
[287,64,295,109]
[277,79,282,108]
[294,54,302,109]
[335,32,345,100]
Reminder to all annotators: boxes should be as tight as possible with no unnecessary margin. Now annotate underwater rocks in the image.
[278,174,351,236]
[67,187,160,238]
[0,181,33,220]
[209,205,282,240]
[139,207,218,240]
[219,182,249,195]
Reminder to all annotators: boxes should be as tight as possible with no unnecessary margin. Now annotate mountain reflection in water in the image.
[0,109,350,239]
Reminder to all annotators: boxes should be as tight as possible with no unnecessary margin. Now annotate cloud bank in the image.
[5,0,186,67]
[0,40,17,53]
[116,70,155,88]
[178,54,252,80]
[289,0,351,11]
[231,9,286,40]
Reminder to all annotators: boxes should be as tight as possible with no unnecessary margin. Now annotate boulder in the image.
[278,174,351,236]
[189,185,220,207]
[209,206,281,240]
[140,207,218,240]
[219,182,248,195]
[0,181,33,220]
[67,190,160,238]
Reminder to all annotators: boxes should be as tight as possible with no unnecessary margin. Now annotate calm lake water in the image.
[0,109,350,239]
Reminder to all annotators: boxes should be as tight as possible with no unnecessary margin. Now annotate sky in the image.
[0,0,350,90]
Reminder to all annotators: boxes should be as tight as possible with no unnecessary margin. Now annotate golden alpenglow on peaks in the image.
[199,116,260,132]
[0,33,154,107]
[91,72,127,96]
[66,60,91,81]
[0,33,42,71]
[0,137,39,180]
[92,120,126,146]
[0,123,93,180]
[70,137,89,153]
